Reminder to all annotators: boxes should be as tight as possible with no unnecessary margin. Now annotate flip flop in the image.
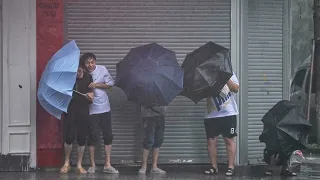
[225,168,235,176]
[265,170,273,176]
[77,167,88,174]
[205,167,218,175]
[280,169,297,176]
[60,165,71,174]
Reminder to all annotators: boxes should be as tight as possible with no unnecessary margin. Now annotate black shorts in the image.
[87,112,113,146]
[204,115,237,139]
[63,107,90,146]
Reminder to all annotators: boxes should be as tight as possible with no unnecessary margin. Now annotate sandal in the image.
[205,167,218,175]
[77,167,87,174]
[87,166,96,174]
[60,165,71,174]
[264,170,273,176]
[225,168,235,176]
[280,169,297,176]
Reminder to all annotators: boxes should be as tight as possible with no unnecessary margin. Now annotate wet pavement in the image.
[0,158,319,180]
[0,166,315,180]
[0,171,314,180]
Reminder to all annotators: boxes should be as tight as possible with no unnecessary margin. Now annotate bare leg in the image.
[141,149,149,170]
[89,145,96,168]
[207,137,218,169]
[268,155,276,171]
[64,143,72,166]
[152,148,160,169]
[77,145,85,169]
[224,137,236,169]
[104,145,112,168]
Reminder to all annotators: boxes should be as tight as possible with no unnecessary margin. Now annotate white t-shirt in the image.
[89,65,114,115]
[204,73,239,119]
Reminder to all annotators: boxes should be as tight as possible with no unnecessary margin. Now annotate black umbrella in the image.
[181,41,233,103]
[259,100,312,157]
[115,43,184,108]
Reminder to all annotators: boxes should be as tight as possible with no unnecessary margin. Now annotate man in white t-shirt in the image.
[80,53,119,174]
[204,72,239,177]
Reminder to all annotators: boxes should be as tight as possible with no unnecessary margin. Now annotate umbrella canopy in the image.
[37,40,80,119]
[115,43,184,108]
[181,41,233,103]
[259,100,312,156]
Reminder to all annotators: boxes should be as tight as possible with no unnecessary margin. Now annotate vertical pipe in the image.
[307,40,315,121]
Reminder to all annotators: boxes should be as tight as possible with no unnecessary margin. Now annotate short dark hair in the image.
[80,52,96,68]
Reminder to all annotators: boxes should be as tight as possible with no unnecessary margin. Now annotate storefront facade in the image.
[63,0,290,166]
[0,0,291,169]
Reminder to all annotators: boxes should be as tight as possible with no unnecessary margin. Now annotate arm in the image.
[94,83,112,89]
[227,74,239,93]
[227,80,239,93]
[89,67,114,89]
[86,75,94,103]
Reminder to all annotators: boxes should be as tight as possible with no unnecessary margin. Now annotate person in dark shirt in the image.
[60,64,94,174]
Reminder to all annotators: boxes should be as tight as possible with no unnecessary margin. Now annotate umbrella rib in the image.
[153,80,167,104]
[154,73,182,103]
[38,100,62,119]
[277,128,301,142]
[195,67,213,86]
[117,57,143,82]
[38,92,70,112]
[150,46,176,65]
[42,81,73,96]
[155,70,182,89]
[47,51,79,71]
[51,48,80,63]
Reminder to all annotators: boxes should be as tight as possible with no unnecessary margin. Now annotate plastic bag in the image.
[288,150,305,168]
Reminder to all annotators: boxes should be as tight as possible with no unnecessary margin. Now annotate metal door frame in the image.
[234,0,291,165]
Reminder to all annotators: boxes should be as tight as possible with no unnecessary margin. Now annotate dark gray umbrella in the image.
[181,41,233,103]
[115,43,184,108]
[259,100,312,160]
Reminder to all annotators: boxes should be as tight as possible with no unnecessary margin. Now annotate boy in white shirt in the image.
[204,73,239,177]
[81,53,119,174]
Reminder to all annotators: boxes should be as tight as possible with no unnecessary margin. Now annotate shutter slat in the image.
[66,0,231,165]
[247,0,284,163]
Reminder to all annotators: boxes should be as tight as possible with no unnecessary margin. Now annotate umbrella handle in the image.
[73,90,86,96]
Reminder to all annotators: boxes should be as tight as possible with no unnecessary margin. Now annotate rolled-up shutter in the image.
[247,0,284,163]
[65,0,231,165]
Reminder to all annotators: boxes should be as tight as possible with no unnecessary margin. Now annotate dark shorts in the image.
[204,115,237,139]
[142,115,165,150]
[87,112,113,146]
[63,107,90,146]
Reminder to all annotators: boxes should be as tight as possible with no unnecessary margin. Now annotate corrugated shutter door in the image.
[247,0,284,163]
[66,0,231,165]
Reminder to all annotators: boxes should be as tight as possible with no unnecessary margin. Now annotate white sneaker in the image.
[87,166,96,174]
[150,168,166,174]
[139,168,147,174]
[103,166,119,174]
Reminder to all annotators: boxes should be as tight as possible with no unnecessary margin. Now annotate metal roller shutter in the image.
[65,0,231,165]
[247,0,284,163]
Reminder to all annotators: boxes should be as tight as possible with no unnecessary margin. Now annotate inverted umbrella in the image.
[181,41,233,103]
[37,40,80,119]
[259,100,312,156]
[115,43,184,108]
